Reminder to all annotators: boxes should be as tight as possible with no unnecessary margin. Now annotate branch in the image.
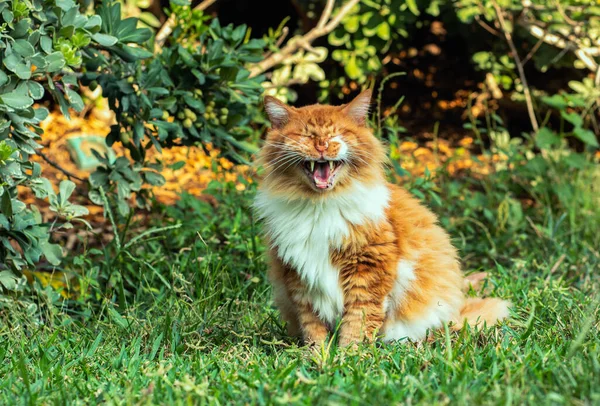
[37,150,85,182]
[474,15,501,38]
[262,78,305,89]
[492,0,539,133]
[521,36,545,66]
[521,22,599,71]
[154,0,218,53]
[316,0,335,30]
[518,0,599,71]
[248,0,360,78]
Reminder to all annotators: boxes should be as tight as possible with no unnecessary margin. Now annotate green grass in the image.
[1,147,599,405]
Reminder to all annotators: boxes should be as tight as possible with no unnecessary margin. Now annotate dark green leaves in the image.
[1,192,12,218]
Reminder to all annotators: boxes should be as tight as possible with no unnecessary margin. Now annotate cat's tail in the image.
[452,297,511,330]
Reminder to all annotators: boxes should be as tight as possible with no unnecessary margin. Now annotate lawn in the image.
[1,142,599,405]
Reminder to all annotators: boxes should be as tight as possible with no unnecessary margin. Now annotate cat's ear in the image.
[264,96,293,129]
[342,89,372,125]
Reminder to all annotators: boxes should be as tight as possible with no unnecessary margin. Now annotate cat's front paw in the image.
[303,330,328,349]
[337,334,361,349]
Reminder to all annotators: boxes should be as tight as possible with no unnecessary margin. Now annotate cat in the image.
[254,89,510,347]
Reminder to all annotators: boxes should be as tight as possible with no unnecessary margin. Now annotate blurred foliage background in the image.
[0,0,598,308]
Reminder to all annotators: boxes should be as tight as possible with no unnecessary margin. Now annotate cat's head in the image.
[257,90,386,197]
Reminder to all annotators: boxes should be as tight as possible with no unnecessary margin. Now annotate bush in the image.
[0,0,146,275]
[0,0,269,286]
[325,0,600,129]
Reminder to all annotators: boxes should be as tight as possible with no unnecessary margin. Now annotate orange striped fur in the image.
[254,90,510,347]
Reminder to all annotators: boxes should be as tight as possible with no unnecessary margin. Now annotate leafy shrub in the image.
[0,0,269,284]
[84,8,266,216]
[325,0,599,136]
[0,0,147,273]
[328,0,425,84]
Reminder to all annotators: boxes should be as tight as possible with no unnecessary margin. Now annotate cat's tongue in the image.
[313,162,331,189]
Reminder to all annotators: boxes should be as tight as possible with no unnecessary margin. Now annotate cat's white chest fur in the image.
[255,182,390,325]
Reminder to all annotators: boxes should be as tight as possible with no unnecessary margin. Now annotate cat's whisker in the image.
[263,153,301,170]
[263,156,303,181]
[281,135,305,147]
[264,152,302,171]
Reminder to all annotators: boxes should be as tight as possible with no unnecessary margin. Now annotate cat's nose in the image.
[315,139,328,152]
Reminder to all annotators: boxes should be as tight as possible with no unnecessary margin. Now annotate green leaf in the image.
[143,171,165,186]
[426,0,441,16]
[406,0,420,15]
[59,180,76,205]
[2,10,14,24]
[0,91,34,109]
[110,45,152,62]
[169,161,185,170]
[564,152,587,169]
[68,204,89,217]
[92,33,119,46]
[0,140,16,161]
[0,271,18,291]
[72,32,92,48]
[13,39,35,57]
[573,128,599,147]
[139,12,161,28]
[27,81,45,100]
[65,88,84,112]
[55,0,76,11]
[345,55,361,79]
[108,307,129,330]
[46,52,66,72]
[568,80,588,95]
[541,94,567,110]
[10,19,30,38]
[39,240,62,266]
[34,107,49,121]
[536,127,560,150]
[86,332,103,357]
[85,15,102,31]
[3,53,31,79]
[376,23,391,40]
[1,192,12,217]
[40,36,53,54]
[561,111,583,128]
[114,18,152,44]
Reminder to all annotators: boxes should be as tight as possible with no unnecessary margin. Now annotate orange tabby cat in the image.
[254,90,510,347]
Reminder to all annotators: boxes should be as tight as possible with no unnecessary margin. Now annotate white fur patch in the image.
[383,300,458,342]
[384,259,417,315]
[331,136,349,160]
[255,182,390,325]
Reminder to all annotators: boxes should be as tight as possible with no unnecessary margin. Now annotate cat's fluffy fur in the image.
[254,90,510,347]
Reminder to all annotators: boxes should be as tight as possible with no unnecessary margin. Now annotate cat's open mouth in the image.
[302,160,342,190]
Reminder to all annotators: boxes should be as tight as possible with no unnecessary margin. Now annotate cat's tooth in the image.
[329,161,334,171]
[310,161,315,172]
